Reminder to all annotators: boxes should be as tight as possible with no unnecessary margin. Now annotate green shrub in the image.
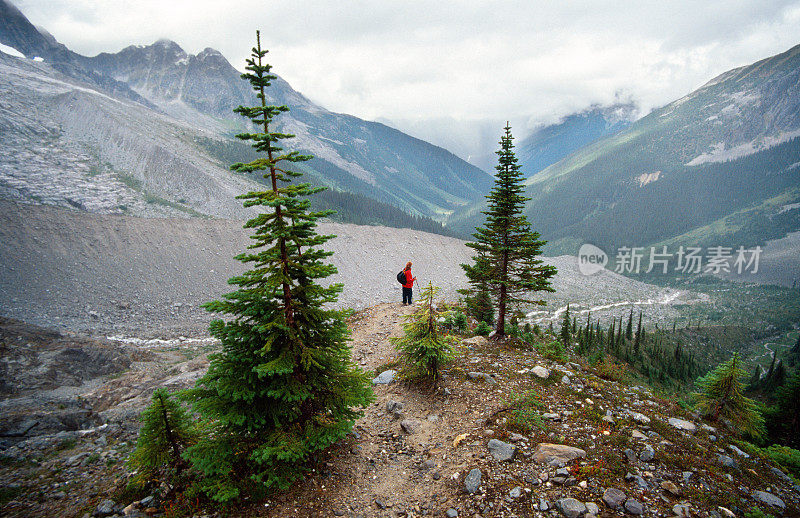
[453,312,468,333]
[56,438,77,451]
[535,340,568,362]
[761,444,800,479]
[737,442,800,481]
[0,455,25,467]
[440,310,468,334]
[503,390,545,433]
[440,313,455,330]
[595,356,627,382]
[474,321,492,336]
[505,324,520,337]
[0,486,24,506]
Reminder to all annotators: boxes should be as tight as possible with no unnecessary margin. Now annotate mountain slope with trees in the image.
[448,44,800,256]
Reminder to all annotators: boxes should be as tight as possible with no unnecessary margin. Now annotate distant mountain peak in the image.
[146,38,187,60]
[152,38,183,50]
[196,47,227,64]
[0,0,66,59]
[2,0,494,227]
[198,47,222,57]
[514,102,637,178]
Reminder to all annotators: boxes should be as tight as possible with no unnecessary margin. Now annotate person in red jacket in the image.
[402,261,417,305]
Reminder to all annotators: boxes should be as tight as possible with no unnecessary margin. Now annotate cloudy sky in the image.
[15,0,800,136]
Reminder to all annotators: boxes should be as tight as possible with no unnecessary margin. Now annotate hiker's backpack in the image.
[396,270,406,285]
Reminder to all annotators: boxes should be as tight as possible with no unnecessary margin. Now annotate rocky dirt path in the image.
[261,301,494,517]
[349,302,415,371]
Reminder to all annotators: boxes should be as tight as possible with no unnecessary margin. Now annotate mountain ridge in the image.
[78,34,494,219]
[0,0,491,227]
[516,102,637,179]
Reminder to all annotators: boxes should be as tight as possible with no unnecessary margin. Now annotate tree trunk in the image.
[257,33,294,328]
[497,249,508,337]
[158,393,182,467]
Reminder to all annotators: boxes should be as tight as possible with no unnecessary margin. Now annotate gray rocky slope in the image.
[0,200,689,339]
[0,52,258,219]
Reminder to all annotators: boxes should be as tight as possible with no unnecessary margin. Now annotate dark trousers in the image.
[402,287,413,304]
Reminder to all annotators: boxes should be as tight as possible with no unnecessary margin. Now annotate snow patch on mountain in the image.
[778,202,800,214]
[0,42,25,58]
[686,129,800,166]
[658,94,692,118]
[727,90,760,106]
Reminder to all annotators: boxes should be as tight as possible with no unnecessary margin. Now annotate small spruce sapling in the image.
[392,282,457,383]
[475,321,492,336]
[129,389,197,480]
[693,353,765,439]
[453,311,468,333]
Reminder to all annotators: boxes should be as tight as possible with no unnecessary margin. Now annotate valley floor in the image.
[1,304,798,518]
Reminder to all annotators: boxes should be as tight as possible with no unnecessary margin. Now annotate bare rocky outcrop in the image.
[0,317,133,445]
[0,317,131,396]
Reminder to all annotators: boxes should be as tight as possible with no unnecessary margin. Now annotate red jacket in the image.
[403,269,416,288]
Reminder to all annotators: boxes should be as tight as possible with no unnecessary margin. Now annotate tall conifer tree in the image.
[765,369,800,448]
[461,124,556,337]
[607,319,615,348]
[182,32,373,501]
[560,304,572,345]
[626,309,634,340]
[634,312,643,354]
